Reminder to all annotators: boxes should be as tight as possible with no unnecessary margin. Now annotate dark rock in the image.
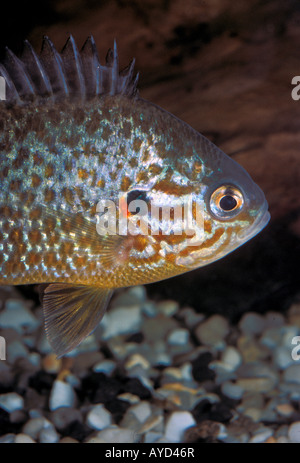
[191,352,216,382]
[192,399,233,424]
[80,373,122,404]
[51,407,83,432]
[121,377,152,400]
[28,371,55,394]
[0,408,22,435]
[104,398,131,424]
[125,332,145,344]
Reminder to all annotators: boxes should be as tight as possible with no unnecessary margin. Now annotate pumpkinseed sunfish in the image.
[0,36,270,356]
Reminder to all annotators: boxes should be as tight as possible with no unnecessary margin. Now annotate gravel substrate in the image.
[0,285,300,443]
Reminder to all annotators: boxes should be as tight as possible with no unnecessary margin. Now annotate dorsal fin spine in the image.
[0,36,138,104]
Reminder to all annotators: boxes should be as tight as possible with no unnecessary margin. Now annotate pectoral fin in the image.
[42,283,113,358]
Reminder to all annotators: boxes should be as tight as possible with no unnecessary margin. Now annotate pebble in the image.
[93,360,116,375]
[59,437,79,443]
[156,300,179,316]
[287,303,300,328]
[86,404,112,430]
[221,346,242,371]
[22,417,54,440]
[42,353,62,373]
[117,393,140,404]
[179,307,205,328]
[51,407,83,431]
[221,381,244,400]
[144,431,163,443]
[49,380,75,411]
[6,340,28,363]
[282,326,300,349]
[39,427,60,443]
[164,411,196,443]
[0,392,24,412]
[167,328,190,346]
[265,312,285,328]
[129,401,152,423]
[14,433,36,443]
[236,377,276,393]
[239,312,265,336]
[288,422,300,443]
[101,305,142,339]
[283,364,300,384]
[143,316,179,344]
[0,434,15,443]
[125,353,150,370]
[248,428,273,443]
[237,335,269,362]
[95,426,139,443]
[276,403,294,417]
[273,346,295,369]
[139,414,164,434]
[120,402,152,430]
[0,299,40,334]
[194,315,229,348]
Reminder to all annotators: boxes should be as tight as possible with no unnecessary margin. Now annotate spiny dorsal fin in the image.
[0,35,139,104]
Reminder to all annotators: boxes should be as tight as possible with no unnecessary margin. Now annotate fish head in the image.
[119,130,270,276]
[173,145,271,269]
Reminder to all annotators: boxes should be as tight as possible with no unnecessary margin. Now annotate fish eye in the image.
[209,185,244,219]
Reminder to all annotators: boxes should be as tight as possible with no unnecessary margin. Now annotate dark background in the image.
[1,0,300,322]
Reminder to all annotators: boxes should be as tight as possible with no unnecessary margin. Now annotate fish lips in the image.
[238,201,271,242]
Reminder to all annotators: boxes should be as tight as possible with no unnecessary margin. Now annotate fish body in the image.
[0,36,270,356]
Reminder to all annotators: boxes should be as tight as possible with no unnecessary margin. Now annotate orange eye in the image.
[209,185,244,219]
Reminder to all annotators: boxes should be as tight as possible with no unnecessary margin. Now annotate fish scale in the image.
[0,36,270,356]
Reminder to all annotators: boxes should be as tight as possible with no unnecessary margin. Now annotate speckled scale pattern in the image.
[0,94,214,287]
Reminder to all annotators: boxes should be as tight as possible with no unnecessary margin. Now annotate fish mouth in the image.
[238,201,270,242]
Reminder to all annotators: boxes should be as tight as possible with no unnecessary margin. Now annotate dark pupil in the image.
[127,190,147,214]
[219,195,237,211]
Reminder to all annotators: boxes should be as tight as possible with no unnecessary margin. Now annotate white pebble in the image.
[93,360,116,375]
[156,300,179,316]
[195,315,229,347]
[0,392,24,412]
[167,329,189,345]
[221,346,242,371]
[96,426,138,443]
[144,431,163,443]
[49,380,75,411]
[221,381,244,400]
[101,305,142,339]
[22,417,53,440]
[273,346,295,370]
[288,422,300,443]
[0,299,40,334]
[14,433,36,443]
[0,434,15,443]
[6,340,28,363]
[86,404,112,431]
[39,427,59,443]
[130,401,152,423]
[164,411,196,443]
[239,312,265,335]
[283,365,300,384]
[249,428,273,443]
